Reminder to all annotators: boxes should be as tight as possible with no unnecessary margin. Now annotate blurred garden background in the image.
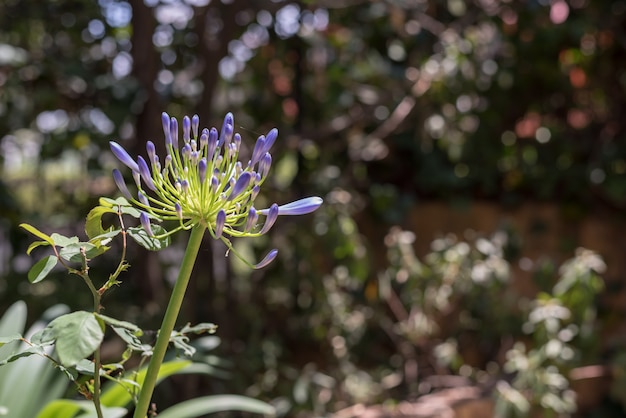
[1,0,626,416]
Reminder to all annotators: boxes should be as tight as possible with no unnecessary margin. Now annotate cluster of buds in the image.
[110,112,322,268]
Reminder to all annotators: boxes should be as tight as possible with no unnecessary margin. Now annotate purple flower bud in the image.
[199,132,209,150]
[254,248,278,269]
[259,203,279,234]
[192,114,199,139]
[262,128,278,155]
[228,172,252,201]
[211,175,219,193]
[162,112,171,147]
[198,158,207,184]
[207,130,218,159]
[228,142,237,158]
[181,179,189,193]
[233,133,241,150]
[258,197,323,216]
[170,117,179,149]
[219,123,233,148]
[175,202,183,219]
[140,212,153,237]
[235,161,243,176]
[138,191,150,207]
[164,154,172,169]
[250,135,266,167]
[182,144,191,160]
[137,156,157,191]
[251,185,260,201]
[146,141,156,163]
[110,141,140,173]
[245,207,258,232]
[133,170,141,188]
[219,113,234,147]
[183,115,191,143]
[112,169,132,200]
[215,209,226,239]
[254,172,262,184]
[258,153,272,178]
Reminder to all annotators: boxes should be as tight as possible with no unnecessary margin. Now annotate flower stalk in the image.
[133,224,206,418]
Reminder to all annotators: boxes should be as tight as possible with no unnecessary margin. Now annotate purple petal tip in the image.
[254,249,278,269]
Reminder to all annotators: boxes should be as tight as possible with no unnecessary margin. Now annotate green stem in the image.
[133,224,207,418]
[76,250,104,418]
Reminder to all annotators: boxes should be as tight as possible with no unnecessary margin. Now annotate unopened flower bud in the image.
[170,117,179,149]
[137,156,157,191]
[198,158,207,184]
[110,141,140,173]
[258,197,324,216]
[245,207,258,232]
[162,112,171,146]
[262,128,278,155]
[140,212,153,237]
[219,113,234,147]
[254,249,278,269]
[228,172,252,201]
[147,141,156,164]
[215,209,226,238]
[192,114,199,139]
[259,153,272,178]
[260,203,279,234]
[183,115,191,143]
[112,169,132,200]
[175,202,183,219]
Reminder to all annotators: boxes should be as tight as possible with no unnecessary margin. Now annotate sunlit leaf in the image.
[85,205,117,240]
[20,223,54,246]
[26,240,51,255]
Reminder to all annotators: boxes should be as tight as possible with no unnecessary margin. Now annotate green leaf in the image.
[100,360,191,407]
[0,345,47,366]
[36,400,127,418]
[127,225,171,251]
[50,233,79,248]
[26,240,50,255]
[171,334,195,357]
[94,314,140,333]
[180,323,218,335]
[58,243,107,262]
[35,399,82,418]
[98,197,142,218]
[0,334,22,348]
[39,311,104,367]
[89,229,121,248]
[156,395,276,418]
[85,205,117,240]
[110,327,152,355]
[20,223,54,246]
[28,255,58,283]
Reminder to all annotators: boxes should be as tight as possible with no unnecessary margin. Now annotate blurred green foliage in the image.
[1,0,626,416]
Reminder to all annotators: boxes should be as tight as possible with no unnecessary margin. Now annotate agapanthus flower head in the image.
[110,112,323,268]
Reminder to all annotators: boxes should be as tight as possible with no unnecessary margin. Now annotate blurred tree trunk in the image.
[129,0,166,306]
